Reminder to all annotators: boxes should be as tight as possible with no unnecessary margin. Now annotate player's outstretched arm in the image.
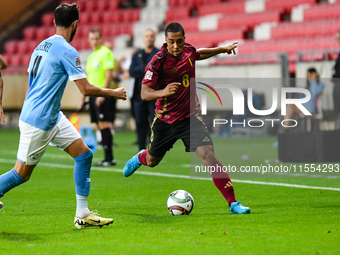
[141,82,180,101]
[0,74,5,125]
[0,54,8,70]
[0,55,8,125]
[197,42,238,61]
[75,78,127,100]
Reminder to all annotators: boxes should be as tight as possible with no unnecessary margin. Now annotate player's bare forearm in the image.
[75,78,127,100]
[0,76,5,125]
[141,84,164,101]
[197,42,238,60]
[141,83,180,101]
[0,55,8,70]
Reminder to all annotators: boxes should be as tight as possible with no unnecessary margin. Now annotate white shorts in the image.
[17,113,81,165]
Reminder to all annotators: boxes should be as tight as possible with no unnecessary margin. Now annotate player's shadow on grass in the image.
[130,213,193,223]
[0,231,42,242]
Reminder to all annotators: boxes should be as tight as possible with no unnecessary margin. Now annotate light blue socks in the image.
[74,150,93,218]
[0,169,26,198]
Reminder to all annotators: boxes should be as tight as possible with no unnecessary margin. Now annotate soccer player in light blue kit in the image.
[0,3,127,228]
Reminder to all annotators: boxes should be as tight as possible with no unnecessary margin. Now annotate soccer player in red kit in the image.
[123,22,250,214]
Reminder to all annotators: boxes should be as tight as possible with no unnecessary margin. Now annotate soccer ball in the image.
[167,190,194,215]
[0,201,3,210]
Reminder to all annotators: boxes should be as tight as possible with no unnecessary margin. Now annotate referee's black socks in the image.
[101,128,113,161]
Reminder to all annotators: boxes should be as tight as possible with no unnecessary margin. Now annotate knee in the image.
[87,149,93,160]
[83,149,93,161]
[74,149,93,163]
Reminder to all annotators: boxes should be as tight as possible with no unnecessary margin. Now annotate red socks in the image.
[138,153,236,206]
[210,161,237,206]
[138,150,148,166]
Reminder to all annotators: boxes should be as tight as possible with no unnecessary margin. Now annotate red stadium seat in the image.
[218,10,280,29]
[80,11,91,25]
[122,9,140,22]
[97,0,108,12]
[198,2,245,16]
[11,54,22,67]
[47,26,56,37]
[23,26,37,41]
[120,23,133,35]
[91,11,102,24]
[28,41,38,54]
[111,10,124,23]
[35,27,47,40]
[102,24,121,37]
[197,0,222,7]
[22,54,31,67]
[168,0,177,7]
[166,7,191,22]
[132,9,141,21]
[121,10,132,23]
[238,35,338,63]
[4,40,18,55]
[78,25,93,38]
[271,19,340,39]
[70,38,81,50]
[265,0,316,12]
[72,38,86,50]
[186,28,244,47]
[167,18,199,32]
[17,41,29,54]
[178,0,195,8]
[102,11,112,24]
[85,1,96,12]
[41,12,54,26]
[303,3,340,21]
[108,0,119,10]
[80,38,91,50]
[102,24,112,37]
[327,52,339,61]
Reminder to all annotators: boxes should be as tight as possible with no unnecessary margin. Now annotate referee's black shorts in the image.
[148,113,213,157]
[89,97,117,123]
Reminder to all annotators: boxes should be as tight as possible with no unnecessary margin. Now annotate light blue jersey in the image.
[20,35,86,131]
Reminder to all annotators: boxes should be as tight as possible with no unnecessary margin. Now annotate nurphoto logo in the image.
[197,82,311,129]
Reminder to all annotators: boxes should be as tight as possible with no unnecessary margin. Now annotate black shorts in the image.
[89,97,117,123]
[148,113,213,157]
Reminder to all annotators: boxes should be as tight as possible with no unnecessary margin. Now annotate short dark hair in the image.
[165,22,185,37]
[307,67,317,74]
[55,3,79,27]
[89,29,102,37]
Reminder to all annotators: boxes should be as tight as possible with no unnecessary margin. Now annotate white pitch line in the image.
[1,158,340,191]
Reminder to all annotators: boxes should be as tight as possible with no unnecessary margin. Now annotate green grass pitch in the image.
[0,129,339,254]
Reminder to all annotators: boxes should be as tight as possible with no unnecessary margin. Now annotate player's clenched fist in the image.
[162,82,180,97]
[114,87,127,100]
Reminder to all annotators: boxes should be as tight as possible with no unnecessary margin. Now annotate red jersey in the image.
[142,43,200,124]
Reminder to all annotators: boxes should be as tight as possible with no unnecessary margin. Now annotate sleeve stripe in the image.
[69,73,87,81]
[148,53,164,72]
